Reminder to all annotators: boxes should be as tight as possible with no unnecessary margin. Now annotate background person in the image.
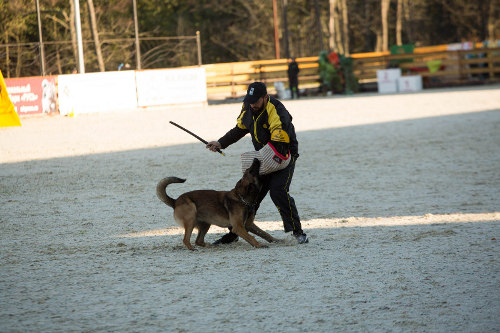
[206,81,308,245]
[287,57,300,99]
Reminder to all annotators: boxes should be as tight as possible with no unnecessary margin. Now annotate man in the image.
[287,57,300,99]
[206,82,308,245]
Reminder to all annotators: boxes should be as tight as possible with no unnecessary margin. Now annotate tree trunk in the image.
[334,1,343,54]
[487,0,499,41]
[376,31,382,52]
[328,0,337,52]
[363,2,371,51]
[314,0,323,52]
[87,0,105,72]
[403,0,413,43]
[341,0,349,55]
[396,0,402,45]
[381,0,390,51]
[69,0,78,70]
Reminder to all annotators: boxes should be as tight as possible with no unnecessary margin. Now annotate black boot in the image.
[212,231,239,245]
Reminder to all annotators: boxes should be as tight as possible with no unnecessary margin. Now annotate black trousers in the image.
[289,79,299,99]
[254,156,302,234]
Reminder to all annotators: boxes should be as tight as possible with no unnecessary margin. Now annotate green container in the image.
[390,44,415,66]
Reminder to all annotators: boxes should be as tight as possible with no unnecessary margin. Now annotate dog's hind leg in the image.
[180,222,196,251]
[174,203,197,251]
[195,222,210,247]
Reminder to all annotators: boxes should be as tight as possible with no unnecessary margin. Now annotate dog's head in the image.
[236,158,262,199]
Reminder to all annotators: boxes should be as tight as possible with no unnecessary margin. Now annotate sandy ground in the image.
[1,85,499,332]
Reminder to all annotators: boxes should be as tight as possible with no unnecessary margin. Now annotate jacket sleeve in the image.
[218,107,250,149]
[218,126,248,149]
[267,101,291,156]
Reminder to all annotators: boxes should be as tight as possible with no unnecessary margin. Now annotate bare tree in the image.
[403,0,413,43]
[334,1,343,54]
[381,0,391,51]
[341,0,349,55]
[487,0,499,41]
[396,0,403,45]
[87,0,105,71]
[69,0,78,69]
[328,0,337,52]
[327,0,344,54]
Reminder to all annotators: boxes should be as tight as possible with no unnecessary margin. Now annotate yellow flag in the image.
[0,70,21,127]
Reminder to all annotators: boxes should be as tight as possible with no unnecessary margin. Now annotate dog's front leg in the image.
[244,211,280,243]
[230,212,268,248]
[246,222,280,243]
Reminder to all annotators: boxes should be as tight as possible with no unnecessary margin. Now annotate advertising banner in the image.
[135,67,207,107]
[5,76,57,116]
[58,71,137,115]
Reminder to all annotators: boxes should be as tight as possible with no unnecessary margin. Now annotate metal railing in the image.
[0,33,202,78]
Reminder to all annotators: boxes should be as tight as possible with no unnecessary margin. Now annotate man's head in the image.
[244,82,268,113]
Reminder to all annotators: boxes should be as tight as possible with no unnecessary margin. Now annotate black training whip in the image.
[169,121,225,156]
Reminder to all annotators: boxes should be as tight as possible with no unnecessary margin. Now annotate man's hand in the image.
[206,141,222,152]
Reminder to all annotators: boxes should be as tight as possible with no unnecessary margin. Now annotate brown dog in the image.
[156,159,279,250]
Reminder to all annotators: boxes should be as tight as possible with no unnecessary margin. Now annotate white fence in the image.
[5,67,207,117]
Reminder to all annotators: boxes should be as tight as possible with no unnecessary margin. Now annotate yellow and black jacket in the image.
[218,96,298,157]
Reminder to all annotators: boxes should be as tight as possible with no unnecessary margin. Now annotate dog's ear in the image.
[250,158,260,176]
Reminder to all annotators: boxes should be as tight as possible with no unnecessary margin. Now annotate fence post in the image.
[35,0,46,76]
[133,0,141,70]
[5,43,10,78]
[196,31,202,65]
[457,50,463,82]
[231,64,236,97]
[74,0,85,73]
[488,50,494,81]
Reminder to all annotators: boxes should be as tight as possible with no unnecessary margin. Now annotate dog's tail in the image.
[156,177,186,208]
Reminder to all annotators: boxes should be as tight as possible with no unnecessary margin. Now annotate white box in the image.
[377,68,402,93]
[377,81,398,94]
[397,75,423,92]
[377,68,402,83]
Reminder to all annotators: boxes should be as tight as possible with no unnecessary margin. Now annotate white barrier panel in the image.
[377,68,401,94]
[135,67,207,107]
[58,71,137,115]
[398,75,423,92]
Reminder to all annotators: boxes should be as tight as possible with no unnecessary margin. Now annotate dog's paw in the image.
[270,238,285,243]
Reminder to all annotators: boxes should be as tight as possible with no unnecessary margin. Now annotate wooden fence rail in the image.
[203,45,500,100]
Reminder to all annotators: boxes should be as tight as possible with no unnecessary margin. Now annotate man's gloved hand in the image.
[270,129,290,156]
[270,141,289,156]
[206,141,222,152]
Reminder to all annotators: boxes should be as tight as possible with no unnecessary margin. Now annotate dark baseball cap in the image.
[243,82,267,104]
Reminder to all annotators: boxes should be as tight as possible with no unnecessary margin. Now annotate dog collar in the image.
[237,193,255,208]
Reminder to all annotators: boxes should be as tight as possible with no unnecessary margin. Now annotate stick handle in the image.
[169,121,225,156]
